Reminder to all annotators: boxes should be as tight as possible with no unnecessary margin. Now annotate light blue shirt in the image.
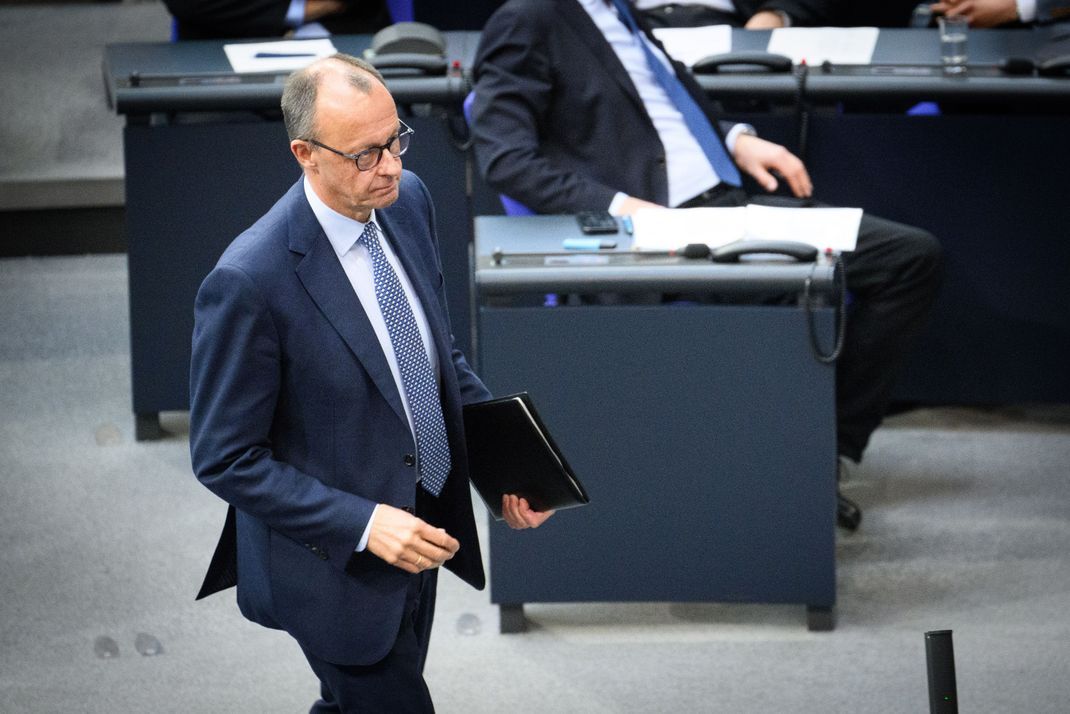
[303,177,440,551]
[577,0,752,210]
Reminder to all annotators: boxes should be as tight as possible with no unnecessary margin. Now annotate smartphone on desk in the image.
[576,211,619,235]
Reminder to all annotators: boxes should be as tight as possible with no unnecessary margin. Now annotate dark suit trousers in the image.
[300,569,438,714]
[696,187,943,462]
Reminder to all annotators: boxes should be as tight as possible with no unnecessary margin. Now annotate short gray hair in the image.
[281,53,387,141]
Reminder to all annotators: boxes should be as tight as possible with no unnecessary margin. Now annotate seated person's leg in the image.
[836,214,942,462]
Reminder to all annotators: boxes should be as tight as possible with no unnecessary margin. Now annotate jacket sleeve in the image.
[471,4,620,214]
[189,262,375,573]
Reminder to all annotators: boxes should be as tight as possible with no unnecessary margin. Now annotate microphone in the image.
[490,243,711,265]
[925,630,959,714]
[633,243,711,259]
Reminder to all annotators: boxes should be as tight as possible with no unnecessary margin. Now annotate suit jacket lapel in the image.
[287,184,408,426]
[558,0,648,116]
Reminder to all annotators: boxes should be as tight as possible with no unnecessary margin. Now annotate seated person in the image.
[929,0,1070,26]
[470,0,943,530]
[163,0,390,40]
[636,0,845,29]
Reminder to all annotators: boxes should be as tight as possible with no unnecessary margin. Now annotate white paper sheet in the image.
[224,39,338,74]
[631,204,861,253]
[766,27,879,66]
[631,207,747,250]
[651,25,733,67]
[742,205,861,252]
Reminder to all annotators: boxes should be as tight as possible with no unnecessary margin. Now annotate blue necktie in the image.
[359,222,452,497]
[609,0,742,187]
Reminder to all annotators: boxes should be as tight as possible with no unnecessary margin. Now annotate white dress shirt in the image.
[577,0,751,210]
[303,177,440,550]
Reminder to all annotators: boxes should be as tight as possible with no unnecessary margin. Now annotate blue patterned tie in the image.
[359,221,452,497]
[609,0,742,187]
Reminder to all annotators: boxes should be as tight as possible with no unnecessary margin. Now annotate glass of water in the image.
[938,15,969,74]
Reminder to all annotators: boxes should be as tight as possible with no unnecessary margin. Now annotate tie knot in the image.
[359,221,379,246]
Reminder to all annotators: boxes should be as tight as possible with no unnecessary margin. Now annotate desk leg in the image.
[499,604,527,634]
[135,412,162,441]
[807,605,835,632]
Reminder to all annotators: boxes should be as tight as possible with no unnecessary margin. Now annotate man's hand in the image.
[304,0,347,22]
[930,0,1019,27]
[744,10,787,29]
[366,504,460,573]
[731,134,813,198]
[501,494,554,530]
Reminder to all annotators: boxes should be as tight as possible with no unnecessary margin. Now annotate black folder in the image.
[463,392,590,520]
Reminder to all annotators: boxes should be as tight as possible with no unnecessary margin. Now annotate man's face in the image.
[299,73,403,222]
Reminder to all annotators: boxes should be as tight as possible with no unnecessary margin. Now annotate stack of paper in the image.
[223,39,338,74]
[631,204,861,253]
[651,25,733,67]
[766,27,880,66]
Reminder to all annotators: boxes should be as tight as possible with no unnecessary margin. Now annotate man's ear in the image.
[291,139,315,170]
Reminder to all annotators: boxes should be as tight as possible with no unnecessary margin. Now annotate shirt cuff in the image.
[725,123,757,154]
[355,504,379,552]
[1016,0,1036,22]
[608,192,631,216]
[286,0,306,27]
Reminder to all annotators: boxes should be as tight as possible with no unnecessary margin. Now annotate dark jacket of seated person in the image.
[164,0,389,40]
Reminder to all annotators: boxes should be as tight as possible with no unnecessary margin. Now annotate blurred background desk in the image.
[473,215,840,631]
[104,34,477,439]
[696,27,1070,405]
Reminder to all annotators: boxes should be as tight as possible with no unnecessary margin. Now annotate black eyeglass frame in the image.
[305,120,414,171]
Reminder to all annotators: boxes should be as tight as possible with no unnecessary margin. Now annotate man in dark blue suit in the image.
[190,53,551,712]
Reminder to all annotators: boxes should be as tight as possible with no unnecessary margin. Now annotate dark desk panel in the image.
[473,216,839,631]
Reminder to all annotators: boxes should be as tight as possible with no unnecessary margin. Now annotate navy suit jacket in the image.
[471,0,742,214]
[190,171,490,666]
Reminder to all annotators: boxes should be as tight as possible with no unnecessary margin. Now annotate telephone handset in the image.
[364,22,448,77]
[691,52,793,75]
[710,239,818,263]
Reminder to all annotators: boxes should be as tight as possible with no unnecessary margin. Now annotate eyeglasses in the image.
[306,121,413,171]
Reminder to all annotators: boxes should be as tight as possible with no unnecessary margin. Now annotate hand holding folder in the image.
[463,393,590,522]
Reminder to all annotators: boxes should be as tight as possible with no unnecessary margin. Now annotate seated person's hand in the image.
[501,494,554,530]
[744,10,787,29]
[304,0,347,22]
[731,134,813,198]
[930,0,1019,27]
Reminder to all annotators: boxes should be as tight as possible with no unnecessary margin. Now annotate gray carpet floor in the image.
[1,254,1069,713]
[0,1,170,210]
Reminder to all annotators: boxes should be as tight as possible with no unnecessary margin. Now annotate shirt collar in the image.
[302,176,378,258]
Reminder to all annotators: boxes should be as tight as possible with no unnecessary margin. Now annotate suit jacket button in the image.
[403,454,416,467]
[319,551,329,561]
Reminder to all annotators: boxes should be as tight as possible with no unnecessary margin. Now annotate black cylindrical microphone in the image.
[633,243,711,259]
[925,630,959,714]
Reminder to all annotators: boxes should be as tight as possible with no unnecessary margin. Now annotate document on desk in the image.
[631,205,861,253]
[224,39,338,74]
[652,25,733,67]
[766,27,879,65]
